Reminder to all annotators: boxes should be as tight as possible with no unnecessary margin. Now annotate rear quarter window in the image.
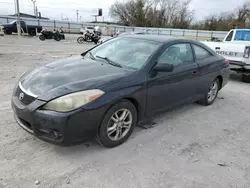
[193,44,213,60]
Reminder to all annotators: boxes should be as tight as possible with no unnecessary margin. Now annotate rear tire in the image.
[242,74,250,83]
[93,39,99,44]
[29,30,36,36]
[4,28,12,35]
[96,100,137,148]
[54,36,61,41]
[199,78,220,106]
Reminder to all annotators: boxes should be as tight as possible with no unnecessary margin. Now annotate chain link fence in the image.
[0,16,228,40]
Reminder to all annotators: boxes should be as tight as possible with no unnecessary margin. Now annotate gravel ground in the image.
[0,35,250,188]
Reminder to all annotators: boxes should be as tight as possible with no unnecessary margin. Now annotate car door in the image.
[20,21,27,33]
[146,42,199,116]
[12,21,17,33]
[191,43,219,97]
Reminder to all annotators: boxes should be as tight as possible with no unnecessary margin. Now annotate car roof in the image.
[122,34,183,43]
[234,28,250,31]
[121,34,216,54]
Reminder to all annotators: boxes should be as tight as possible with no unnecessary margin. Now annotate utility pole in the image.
[31,0,36,17]
[14,0,17,14]
[36,6,38,18]
[15,0,21,36]
[76,10,79,22]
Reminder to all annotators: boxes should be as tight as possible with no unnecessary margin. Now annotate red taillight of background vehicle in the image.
[225,59,230,65]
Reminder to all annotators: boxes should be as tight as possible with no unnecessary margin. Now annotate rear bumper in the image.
[229,60,250,71]
[221,66,230,89]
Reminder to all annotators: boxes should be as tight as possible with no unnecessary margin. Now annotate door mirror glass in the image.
[153,63,174,72]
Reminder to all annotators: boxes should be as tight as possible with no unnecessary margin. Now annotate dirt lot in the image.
[0,35,250,188]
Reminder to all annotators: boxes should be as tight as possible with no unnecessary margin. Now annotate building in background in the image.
[2,12,49,20]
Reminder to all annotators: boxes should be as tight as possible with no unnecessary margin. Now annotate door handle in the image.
[215,47,220,50]
[192,70,197,74]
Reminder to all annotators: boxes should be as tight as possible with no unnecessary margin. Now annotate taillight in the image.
[243,46,250,58]
[225,59,230,65]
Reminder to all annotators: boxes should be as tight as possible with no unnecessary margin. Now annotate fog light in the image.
[39,129,62,139]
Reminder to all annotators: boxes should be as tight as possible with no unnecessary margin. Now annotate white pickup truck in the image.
[202,29,250,83]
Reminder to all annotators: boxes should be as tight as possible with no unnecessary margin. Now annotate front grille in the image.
[16,85,36,105]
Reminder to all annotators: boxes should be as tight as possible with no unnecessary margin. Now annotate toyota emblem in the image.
[19,92,24,101]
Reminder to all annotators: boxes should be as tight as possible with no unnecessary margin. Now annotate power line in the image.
[0,2,93,13]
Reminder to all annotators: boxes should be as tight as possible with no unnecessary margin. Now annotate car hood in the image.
[20,55,135,101]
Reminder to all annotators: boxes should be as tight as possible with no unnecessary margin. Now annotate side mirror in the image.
[153,63,174,72]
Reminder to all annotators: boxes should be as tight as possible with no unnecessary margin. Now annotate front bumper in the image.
[11,87,107,146]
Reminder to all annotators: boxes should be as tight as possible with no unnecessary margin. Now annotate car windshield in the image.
[86,37,161,69]
[10,20,16,24]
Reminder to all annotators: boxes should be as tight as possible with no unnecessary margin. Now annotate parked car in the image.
[80,26,101,35]
[202,29,250,83]
[12,35,230,148]
[1,20,42,36]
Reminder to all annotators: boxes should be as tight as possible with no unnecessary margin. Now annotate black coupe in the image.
[12,35,230,148]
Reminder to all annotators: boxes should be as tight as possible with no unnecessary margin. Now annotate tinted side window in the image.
[234,30,250,41]
[20,21,26,28]
[225,31,233,41]
[158,43,193,66]
[193,45,212,60]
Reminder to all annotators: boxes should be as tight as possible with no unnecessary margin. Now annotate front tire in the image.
[77,37,84,44]
[199,78,220,106]
[39,35,45,41]
[242,74,250,83]
[96,100,137,148]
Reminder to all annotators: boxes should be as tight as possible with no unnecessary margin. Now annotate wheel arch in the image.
[4,27,12,34]
[102,97,143,124]
[123,97,143,122]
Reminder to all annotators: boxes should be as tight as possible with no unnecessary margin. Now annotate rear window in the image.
[234,30,250,41]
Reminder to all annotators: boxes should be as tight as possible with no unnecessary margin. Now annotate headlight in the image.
[42,89,104,112]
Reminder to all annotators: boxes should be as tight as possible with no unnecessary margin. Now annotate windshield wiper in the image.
[89,52,96,60]
[96,55,123,68]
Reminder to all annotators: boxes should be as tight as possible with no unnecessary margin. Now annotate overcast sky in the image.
[0,0,248,22]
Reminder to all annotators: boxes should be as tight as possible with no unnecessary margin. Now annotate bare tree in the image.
[109,0,194,28]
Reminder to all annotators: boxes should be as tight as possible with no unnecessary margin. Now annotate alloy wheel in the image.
[107,109,133,141]
[207,81,218,102]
